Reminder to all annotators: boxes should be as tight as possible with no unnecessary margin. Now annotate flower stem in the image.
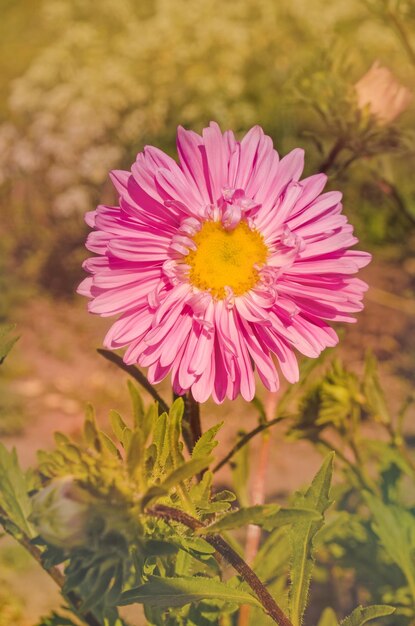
[213,414,287,473]
[148,504,293,626]
[0,507,102,626]
[176,392,202,453]
[318,138,345,174]
[97,349,169,413]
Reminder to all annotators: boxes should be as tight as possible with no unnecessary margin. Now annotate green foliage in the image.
[119,575,262,609]
[36,612,80,626]
[0,442,36,537]
[289,360,364,440]
[0,352,413,626]
[288,354,415,625]
[317,608,339,626]
[199,505,321,535]
[364,494,415,601]
[341,605,396,626]
[288,453,335,626]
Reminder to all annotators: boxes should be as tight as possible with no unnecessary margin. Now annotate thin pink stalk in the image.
[238,391,278,626]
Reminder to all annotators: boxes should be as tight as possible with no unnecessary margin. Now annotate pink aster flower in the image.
[78,123,371,403]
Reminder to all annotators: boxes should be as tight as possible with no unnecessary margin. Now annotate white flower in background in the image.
[53,186,92,216]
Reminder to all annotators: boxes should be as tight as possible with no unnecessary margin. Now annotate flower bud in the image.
[30,476,91,549]
[354,61,412,125]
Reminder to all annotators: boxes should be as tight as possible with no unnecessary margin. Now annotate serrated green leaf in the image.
[153,412,169,467]
[100,432,121,458]
[0,442,34,536]
[161,456,213,491]
[110,410,128,443]
[60,443,83,464]
[118,575,263,609]
[127,430,144,476]
[54,432,70,446]
[253,527,290,582]
[83,404,101,451]
[192,423,223,460]
[198,505,320,535]
[143,403,158,444]
[168,398,185,469]
[341,604,395,626]
[363,493,415,599]
[140,485,168,509]
[288,453,334,626]
[128,380,145,427]
[190,470,213,511]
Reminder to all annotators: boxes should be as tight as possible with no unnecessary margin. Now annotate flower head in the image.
[79,123,371,403]
[354,61,412,125]
[30,477,91,548]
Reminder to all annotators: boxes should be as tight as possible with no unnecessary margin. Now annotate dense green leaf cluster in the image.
[1,341,412,626]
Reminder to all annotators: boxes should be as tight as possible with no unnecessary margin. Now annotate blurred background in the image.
[0,0,414,623]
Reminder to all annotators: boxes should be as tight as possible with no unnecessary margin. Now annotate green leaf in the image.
[118,575,263,609]
[83,404,101,451]
[0,442,34,536]
[317,608,339,626]
[253,527,290,582]
[160,456,213,491]
[140,485,168,509]
[198,505,321,535]
[0,324,19,365]
[363,493,415,600]
[192,423,223,459]
[152,411,169,468]
[35,611,80,626]
[341,605,395,626]
[167,398,185,469]
[110,410,128,443]
[288,453,335,626]
[127,430,144,476]
[128,380,145,427]
[100,432,121,458]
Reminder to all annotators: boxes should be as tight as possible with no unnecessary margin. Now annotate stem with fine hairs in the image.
[238,391,279,626]
[147,504,293,626]
[97,349,169,413]
[174,391,202,453]
[0,507,102,626]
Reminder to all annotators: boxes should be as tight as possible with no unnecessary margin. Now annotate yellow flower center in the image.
[186,220,268,298]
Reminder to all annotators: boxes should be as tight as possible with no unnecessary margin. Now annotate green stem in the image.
[0,508,102,626]
[175,392,202,453]
[318,138,345,174]
[97,349,169,413]
[148,504,294,626]
[213,415,287,473]
[317,437,375,493]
